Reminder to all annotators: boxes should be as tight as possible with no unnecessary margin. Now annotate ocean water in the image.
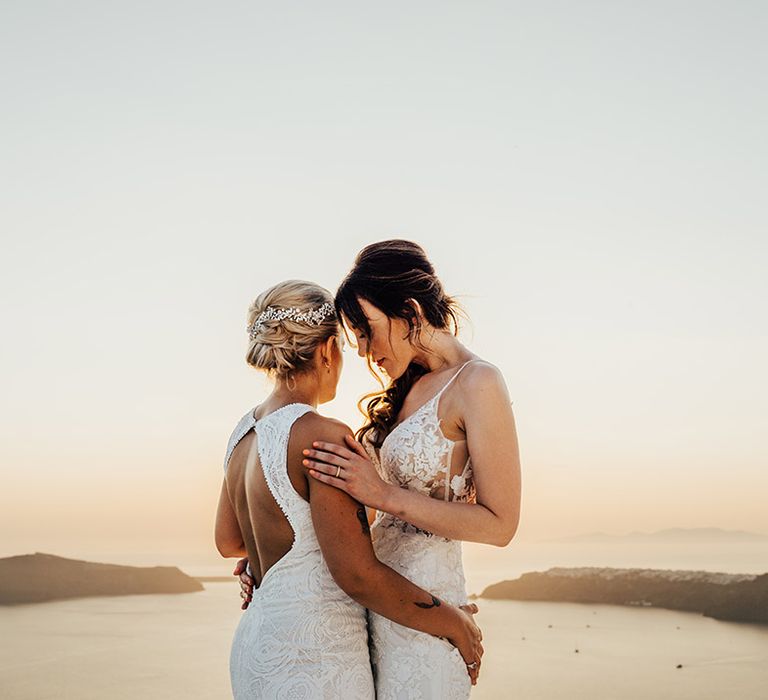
[1,582,767,699]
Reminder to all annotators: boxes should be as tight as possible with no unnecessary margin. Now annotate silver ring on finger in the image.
[466,661,478,670]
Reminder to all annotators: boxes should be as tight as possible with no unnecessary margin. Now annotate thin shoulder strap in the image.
[435,359,476,400]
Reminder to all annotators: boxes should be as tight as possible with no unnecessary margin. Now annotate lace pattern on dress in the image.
[368,362,476,699]
[376,361,476,537]
[225,403,375,699]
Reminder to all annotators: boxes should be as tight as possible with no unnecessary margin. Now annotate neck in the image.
[412,327,473,373]
[267,374,321,409]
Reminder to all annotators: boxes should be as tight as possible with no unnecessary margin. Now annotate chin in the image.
[384,365,406,380]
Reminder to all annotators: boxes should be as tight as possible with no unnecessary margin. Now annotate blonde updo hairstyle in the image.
[246,280,339,382]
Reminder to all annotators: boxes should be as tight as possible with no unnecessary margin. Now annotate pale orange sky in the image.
[1,2,767,568]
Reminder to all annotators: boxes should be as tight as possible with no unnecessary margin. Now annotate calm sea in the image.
[1,542,767,699]
[2,584,767,699]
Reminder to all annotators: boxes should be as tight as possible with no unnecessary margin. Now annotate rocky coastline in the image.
[479,567,768,625]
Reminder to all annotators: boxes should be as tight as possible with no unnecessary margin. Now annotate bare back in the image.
[224,404,344,587]
[222,402,377,698]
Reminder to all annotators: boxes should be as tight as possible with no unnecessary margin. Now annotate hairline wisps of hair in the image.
[334,240,467,449]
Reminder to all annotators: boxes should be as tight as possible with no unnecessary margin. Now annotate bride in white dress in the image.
[297,241,522,699]
[216,279,483,699]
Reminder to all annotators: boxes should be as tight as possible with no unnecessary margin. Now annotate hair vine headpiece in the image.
[247,302,335,340]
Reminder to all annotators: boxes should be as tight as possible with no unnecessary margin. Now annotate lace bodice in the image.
[376,360,476,536]
[368,362,476,699]
[225,403,374,699]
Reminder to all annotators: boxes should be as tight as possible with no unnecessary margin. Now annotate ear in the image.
[405,298,425,323]
[320,334,336,365]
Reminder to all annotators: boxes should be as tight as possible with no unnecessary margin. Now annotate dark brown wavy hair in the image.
[335,240,463,448]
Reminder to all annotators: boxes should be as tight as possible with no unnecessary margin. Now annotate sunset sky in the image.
[1,2,766,569]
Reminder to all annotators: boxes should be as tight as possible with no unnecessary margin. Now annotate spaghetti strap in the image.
[434,359,475,400]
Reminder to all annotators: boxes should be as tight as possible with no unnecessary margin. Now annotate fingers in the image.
[302,449,346,468]
[303,461,340,477]
[471,653,482,683]
[310,441,353,460]
[238,572,255,587]
[302,450,348,466]
[234,556,253,612]
[232,557,248,576]
[466,658,481,685]
[307,469,348,491]
[343,434,369,458]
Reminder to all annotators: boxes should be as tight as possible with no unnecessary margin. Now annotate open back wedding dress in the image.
[224,403,375,699]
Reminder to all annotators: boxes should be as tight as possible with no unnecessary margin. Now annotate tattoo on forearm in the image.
[414,595,441,609]
[355,506,370,535]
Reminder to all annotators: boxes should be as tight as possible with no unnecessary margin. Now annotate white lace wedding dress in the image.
[224,403,375,699]
[368,361,476,700]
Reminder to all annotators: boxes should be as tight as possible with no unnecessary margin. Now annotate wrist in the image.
[444,603,464,643]
[377,482,399,513]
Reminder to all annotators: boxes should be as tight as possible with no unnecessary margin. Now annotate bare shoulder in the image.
[456,359,512,405]
[292,411,353,446]
[461,359,508,387]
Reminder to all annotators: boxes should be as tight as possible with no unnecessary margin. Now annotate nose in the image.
[357,337,368,358]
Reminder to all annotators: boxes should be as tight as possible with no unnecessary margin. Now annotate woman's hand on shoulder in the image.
[302,434,392,511]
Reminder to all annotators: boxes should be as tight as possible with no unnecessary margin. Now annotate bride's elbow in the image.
[328,565,368,601]
[215,534,245,558]
[489,519,519,547]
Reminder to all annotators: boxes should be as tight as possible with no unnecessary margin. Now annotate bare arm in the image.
[305,363,521,546]
[214,477,247,557]
[308,420,483,674]
[382,364,520,544]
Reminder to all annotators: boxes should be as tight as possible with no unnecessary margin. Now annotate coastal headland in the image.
[0,553,203,604]
[479,567,768,625]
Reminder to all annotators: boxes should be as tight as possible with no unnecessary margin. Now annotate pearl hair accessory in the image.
[247,302,335,340]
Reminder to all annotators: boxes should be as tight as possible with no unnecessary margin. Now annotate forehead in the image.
[357,297,387,323]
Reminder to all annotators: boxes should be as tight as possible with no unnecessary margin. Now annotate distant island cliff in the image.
[0,553,203,605]
[479,567,768,625]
